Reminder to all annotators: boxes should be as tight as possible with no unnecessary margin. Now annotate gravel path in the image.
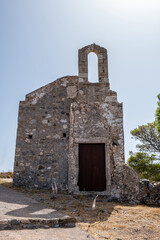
[0,228,94,240]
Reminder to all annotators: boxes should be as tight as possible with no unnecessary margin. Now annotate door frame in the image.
[68,137,111,195]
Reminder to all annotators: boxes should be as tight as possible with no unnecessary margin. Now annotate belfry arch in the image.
[88,52,99,83]
[78,43,109,86]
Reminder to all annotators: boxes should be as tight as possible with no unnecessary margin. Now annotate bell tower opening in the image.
[88,52,99,83]
[78,43,109,86]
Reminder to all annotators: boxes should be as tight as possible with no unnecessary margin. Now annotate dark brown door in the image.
[78,143,106,191]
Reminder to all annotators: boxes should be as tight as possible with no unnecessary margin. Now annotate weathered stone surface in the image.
[14,44,158,204]
[14,76,78,190]
[137,180,160,206]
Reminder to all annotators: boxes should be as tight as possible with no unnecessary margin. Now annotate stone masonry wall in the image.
[68,81,140,200]
[14,76,79,189]
[137,180,160,206]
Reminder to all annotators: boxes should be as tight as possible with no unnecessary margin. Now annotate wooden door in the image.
[78,143,106,191]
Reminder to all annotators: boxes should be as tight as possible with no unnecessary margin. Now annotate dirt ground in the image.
[0,179,160,240]
[0,227,95,240]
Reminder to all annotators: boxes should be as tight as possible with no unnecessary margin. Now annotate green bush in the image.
[127,152,160,181]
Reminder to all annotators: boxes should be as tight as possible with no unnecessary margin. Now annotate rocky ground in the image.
[0,179,160,240]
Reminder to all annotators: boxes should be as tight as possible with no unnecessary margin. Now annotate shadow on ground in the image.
[0,185,69,220]
[0,182,115,223]
[1,181,160,240]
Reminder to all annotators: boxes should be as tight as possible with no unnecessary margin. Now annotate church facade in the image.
[13,44,139,201]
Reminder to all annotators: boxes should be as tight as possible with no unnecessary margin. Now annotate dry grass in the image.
[0,179,160,240]
[0,172,13,178]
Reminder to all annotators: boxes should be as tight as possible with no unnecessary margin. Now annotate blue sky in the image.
[0,0,160,171]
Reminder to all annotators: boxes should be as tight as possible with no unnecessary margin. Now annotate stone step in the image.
[0,185,76,230]
[0,217,76,230]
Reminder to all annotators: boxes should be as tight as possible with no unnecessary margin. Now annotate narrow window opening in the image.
[28,134,33,139]
[63,133,66,138]
[38,165,44,170]
[112,140,118,146]
[88,52,99,83]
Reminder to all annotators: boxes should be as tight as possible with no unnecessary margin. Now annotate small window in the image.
[28,134,33,139]
[38,165,44,170]
[112,140,118,146]
[63,133,66,138]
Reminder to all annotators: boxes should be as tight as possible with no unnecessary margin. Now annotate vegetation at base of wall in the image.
[0,172,13,178]
[127,152,160,181]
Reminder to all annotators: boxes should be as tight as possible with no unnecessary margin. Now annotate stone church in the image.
[13,44,139,201]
